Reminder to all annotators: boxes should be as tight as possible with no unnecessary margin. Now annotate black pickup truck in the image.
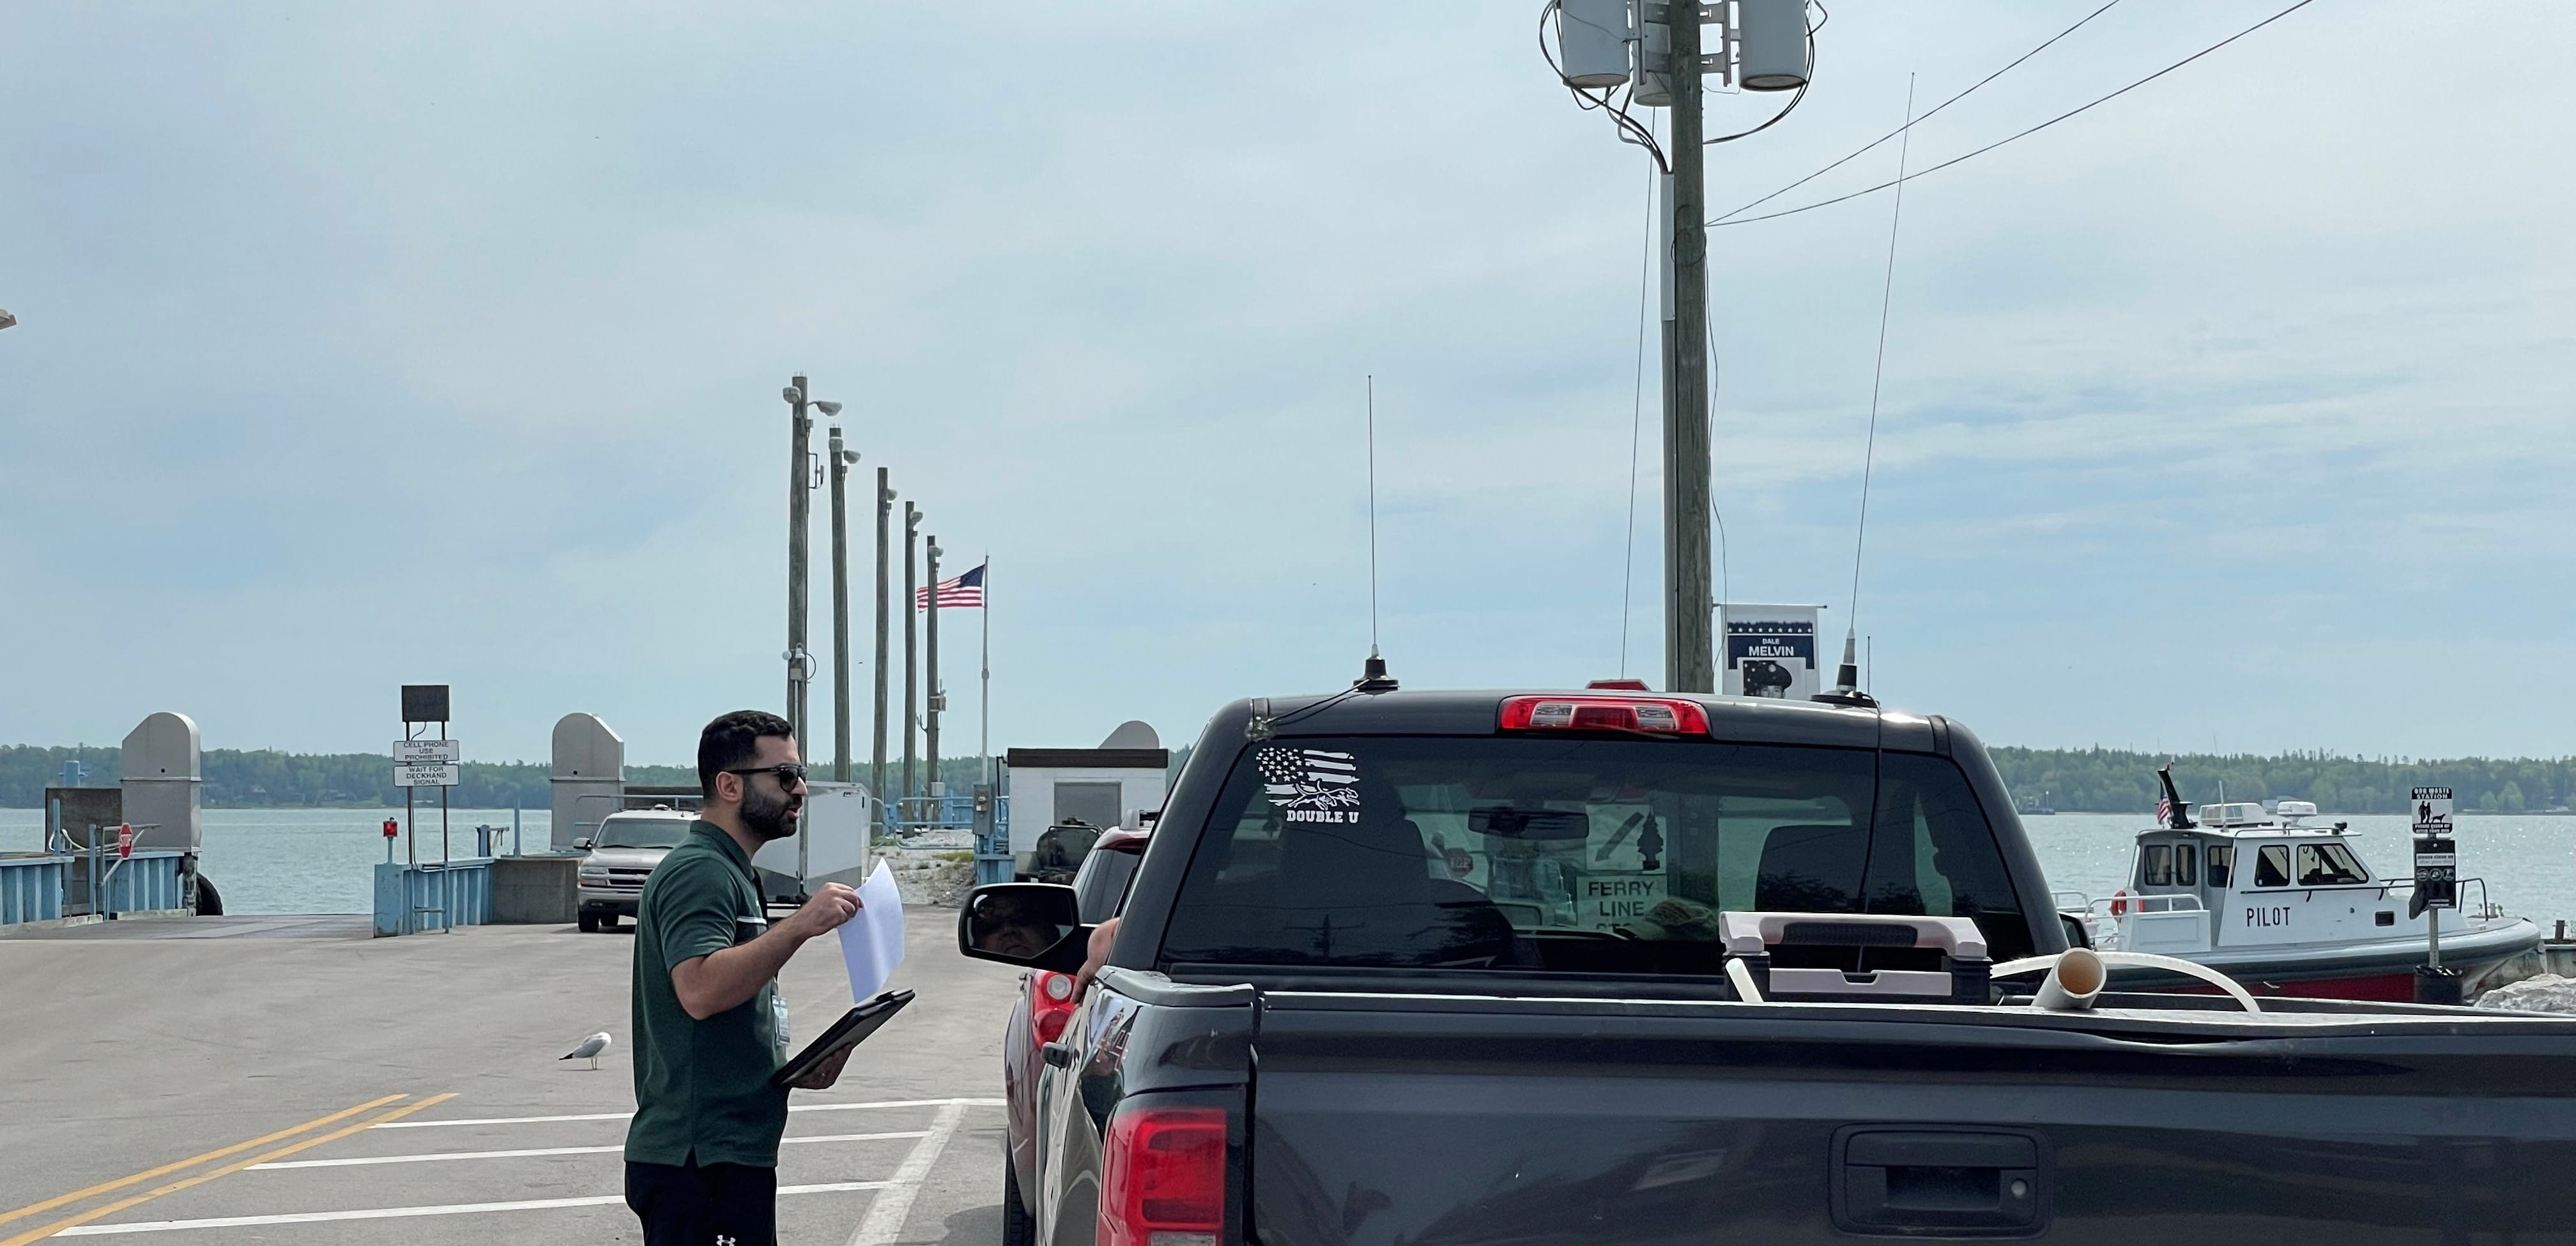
[961,687,2576,1244]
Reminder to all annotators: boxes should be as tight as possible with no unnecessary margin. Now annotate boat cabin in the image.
[2109,800,2472,954]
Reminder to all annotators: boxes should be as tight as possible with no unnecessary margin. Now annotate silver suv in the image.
[575,809,696,932]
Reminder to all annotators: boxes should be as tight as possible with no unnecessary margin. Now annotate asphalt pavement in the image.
[0,907,1020,1245]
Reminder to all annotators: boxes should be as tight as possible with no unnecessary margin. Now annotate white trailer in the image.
[752,780,876,904]
[1003,722,1169,878]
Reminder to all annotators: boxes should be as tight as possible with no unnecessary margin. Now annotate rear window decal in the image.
[1257,747,1362,824]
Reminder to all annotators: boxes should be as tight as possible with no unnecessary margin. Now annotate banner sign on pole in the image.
[1720,604,1820,701]
[394,763,460,788]
[393,740,461,764]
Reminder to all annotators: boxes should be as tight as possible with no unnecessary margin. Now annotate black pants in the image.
[625,1159,777,1246]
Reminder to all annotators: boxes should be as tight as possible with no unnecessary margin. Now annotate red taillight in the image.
[1499,695,1708,734]
[1587,678,1650,690]
[1100,1106,1227,1246]
[1031,971,1078,1045]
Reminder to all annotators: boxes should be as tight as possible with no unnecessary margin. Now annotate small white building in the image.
[1004,720,1169,876]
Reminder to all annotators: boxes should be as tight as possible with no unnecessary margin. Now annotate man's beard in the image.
[740,782,802,843]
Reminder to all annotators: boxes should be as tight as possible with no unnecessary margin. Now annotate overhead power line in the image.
[1710,0,2323,229]
[1713,0,2122,222]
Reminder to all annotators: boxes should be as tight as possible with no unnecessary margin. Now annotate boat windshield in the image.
[2297,842,2369,886]
[2255,844,2292,888]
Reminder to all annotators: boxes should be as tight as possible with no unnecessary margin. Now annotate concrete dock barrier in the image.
[489,854,579,924]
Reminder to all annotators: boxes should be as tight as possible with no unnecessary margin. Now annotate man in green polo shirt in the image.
[625,709,862,1246]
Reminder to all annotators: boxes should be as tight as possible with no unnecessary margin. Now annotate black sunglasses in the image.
[722,763,808,786]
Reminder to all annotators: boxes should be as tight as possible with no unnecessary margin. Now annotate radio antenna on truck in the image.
[1358,375,1396,692]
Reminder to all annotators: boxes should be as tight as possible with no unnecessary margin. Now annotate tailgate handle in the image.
[1041,1041,1077,1069]
[1834,1129,2044,1235]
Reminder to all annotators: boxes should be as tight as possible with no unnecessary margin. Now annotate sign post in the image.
[2411,786,2458,1003]
[397,685,456,871]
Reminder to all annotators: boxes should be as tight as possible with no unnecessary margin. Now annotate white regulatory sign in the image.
[394,762,459,788]
[394,740,461,764]
[2411,786,2455,833]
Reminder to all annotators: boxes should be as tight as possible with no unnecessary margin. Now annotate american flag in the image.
[916,562,985,610]
[2155,793,2172,827]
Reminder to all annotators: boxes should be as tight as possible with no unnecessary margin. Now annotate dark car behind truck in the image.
[965,688,2576,1245]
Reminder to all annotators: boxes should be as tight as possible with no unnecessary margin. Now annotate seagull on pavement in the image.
[560,1031,612,1070]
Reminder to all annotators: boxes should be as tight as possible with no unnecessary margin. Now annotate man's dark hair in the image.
[699,710,794,800]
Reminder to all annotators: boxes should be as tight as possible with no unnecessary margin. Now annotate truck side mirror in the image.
[572,837,594,851]
[957,883,1091,973]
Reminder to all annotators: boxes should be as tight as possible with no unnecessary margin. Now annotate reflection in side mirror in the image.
[956,883,1090,973]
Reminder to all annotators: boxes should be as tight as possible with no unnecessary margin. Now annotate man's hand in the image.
[790,1044,853,1090]
[782,883,861,940]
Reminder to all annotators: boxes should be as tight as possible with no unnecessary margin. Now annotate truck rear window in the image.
[1159,736,2035,974]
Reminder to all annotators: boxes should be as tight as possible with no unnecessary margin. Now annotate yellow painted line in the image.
[0,1094,455,1246]
[0,1095,409,1229]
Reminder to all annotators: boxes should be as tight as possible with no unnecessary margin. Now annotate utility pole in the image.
[827,425,854,784]
[1663,6,1714,694]
[784,377,813,748]
[925,537,942,811]
[871,468,891,831]
[901,502,920,815]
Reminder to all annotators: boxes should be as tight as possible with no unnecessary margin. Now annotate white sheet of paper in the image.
[837,858,906,1003]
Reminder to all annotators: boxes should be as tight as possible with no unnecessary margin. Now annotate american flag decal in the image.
[1255,747,1361,816]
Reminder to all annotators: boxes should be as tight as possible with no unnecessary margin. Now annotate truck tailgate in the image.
[1246,992,2576,1245]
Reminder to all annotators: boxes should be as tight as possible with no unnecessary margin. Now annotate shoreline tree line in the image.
[6,743,2570,816]
[0,745,1002,810]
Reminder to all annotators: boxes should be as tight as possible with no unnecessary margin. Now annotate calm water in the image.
[0,807,551,915]
[5,807,2572,925]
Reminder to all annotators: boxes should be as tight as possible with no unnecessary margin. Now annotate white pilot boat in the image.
[2055,769,2543,1000]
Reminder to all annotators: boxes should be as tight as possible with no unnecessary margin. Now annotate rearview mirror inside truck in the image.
[957,883,1091,973]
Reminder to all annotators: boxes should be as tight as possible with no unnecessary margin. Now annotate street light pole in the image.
[828,426,855,784]
[901,502,921,816]
[925,537,942,812]
[871,468,892,831]
[785,377,811,749]
[1664,9,1715,694]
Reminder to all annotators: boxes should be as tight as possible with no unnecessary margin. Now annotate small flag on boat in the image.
[916,562,986,610]
[2155,793,2172,827]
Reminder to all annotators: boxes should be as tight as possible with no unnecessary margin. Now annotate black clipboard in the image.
[772,989,914,1088]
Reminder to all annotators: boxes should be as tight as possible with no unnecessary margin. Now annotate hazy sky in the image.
[4,2,2570,768]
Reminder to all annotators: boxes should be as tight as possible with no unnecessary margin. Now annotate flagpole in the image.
[980,555,992,781]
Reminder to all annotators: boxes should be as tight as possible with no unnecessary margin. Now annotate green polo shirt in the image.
[625,821,791,1167]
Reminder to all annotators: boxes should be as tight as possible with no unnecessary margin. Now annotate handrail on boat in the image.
[2089,893,2206,918]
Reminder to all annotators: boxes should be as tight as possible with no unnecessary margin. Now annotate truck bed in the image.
[1227,981,2576,1244]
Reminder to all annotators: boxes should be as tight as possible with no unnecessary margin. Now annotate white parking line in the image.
[846,1102,969,1246]
[374,1097,1002,1130]
[252,1130,930,1169]
[56,1182,889,1236]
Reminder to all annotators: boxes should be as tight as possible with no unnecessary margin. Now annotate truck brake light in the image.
[1099,1105,1227,1246]
[1499,695,1708,734]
